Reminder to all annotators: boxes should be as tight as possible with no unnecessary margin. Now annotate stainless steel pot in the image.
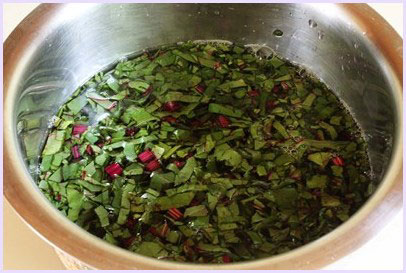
[4,3,402,269]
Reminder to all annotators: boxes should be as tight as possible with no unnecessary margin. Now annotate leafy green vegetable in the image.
[163,92,201,103]
[67,96,88,114]
[49,167,63,182]
[308,152,332,167]
[214,144,242,168]
[129,80,150,92]
[218,79,247,92]
[152,192,195,211]
[302,93,316,110]
[320,121,338,140]
[208,103,244,118]
[198,57,217,68]
[274,188,298,208]
[184,205,208,217]
[131,108,157,125]
[135,242,165,258]
[150,172,175,191]
[124,163,143,176]
[156,51,176,66]
[172,49,198,63]
[95,205,110,227]
[66,187,83,221]
[42,131,65,155]
[106,76,120,92]
[321,194,341,207]
[175,157,196,184]
[307,175,328,189]
[123,143,137,161]
[273,121,289,139]
[38,41,373,264]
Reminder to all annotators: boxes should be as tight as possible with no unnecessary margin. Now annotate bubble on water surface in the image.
[273,29,283,37]
[308,19,317,28]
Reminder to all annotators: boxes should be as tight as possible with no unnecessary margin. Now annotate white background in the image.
[3,3,403,270]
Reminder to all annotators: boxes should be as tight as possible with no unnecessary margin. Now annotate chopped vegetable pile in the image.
[38,41,374,263]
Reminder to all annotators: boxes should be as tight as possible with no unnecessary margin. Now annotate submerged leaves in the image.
[38,41,373,263]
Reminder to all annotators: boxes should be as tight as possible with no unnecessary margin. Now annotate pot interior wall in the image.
[15,3,396,188]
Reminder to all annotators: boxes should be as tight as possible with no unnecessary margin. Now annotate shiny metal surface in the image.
[4,3,403,269]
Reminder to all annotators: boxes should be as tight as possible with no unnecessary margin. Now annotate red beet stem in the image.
[126,218,137,229]
[71,145,81,159]
[272,85,280,93]
[142,86,154,97]
[217,115,230,128]
[121,236,135,248]
[105,163,123,178]
[56,194,62,201]
[163,101,181,112]
[125,127,140,137]
[194,85,205,94]
[332,156,344,166]
[190,198,201,207]
[222,255,232,263]
[149,226,160,237]
[281,81,289,90]
[248,89,260,97]
[267,100,276,110]
[174,161,185,168]
[145,159,160,172]
[168,208,183,220]
[107,101,117,110]
[72,124,88,136]
[86,145,93,155]
[162,116,177,123]
[81,170,87,179]
[190,119,203,128]
[160,222,169,237]
[138,149,155,163]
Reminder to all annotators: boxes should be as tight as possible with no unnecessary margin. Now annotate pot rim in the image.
[3,3,403,269]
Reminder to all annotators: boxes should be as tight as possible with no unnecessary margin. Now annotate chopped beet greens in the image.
[38,41,373,263]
